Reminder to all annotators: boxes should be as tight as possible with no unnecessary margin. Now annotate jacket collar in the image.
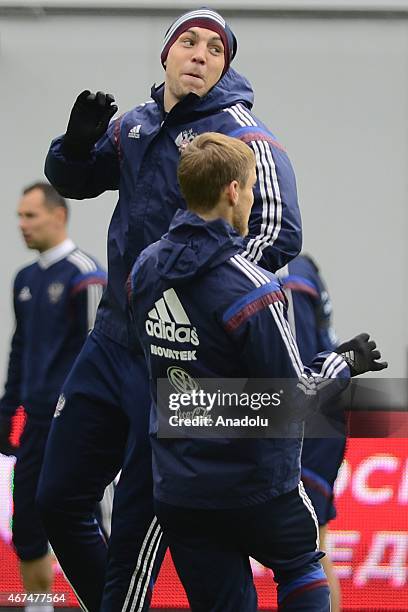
[38,238,76,270]
[150,67,254,123]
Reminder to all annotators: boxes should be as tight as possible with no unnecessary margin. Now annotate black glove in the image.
[62,90,118,160]
[336,333,388,377]
[0,414,16,457]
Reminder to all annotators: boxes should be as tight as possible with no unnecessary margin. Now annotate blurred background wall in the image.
[0,1,407,386]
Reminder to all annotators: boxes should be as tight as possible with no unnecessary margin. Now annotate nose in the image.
[191,42,207,64]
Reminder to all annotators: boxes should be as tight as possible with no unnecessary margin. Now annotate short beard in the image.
[232,213,248,237]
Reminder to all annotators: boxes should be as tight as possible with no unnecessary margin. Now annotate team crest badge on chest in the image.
[18,286,32,302]
[175,129,197,153]
[48,282,64,304]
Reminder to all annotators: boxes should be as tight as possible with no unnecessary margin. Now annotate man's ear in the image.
[54,206,67,227]
[227,180,239,207]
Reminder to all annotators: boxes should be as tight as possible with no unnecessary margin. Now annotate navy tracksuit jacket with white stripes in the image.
[0,240,106,419]
[45,67,301,348]
[130,210,349,508]
[40,67,303,612]
[129,210,350,611]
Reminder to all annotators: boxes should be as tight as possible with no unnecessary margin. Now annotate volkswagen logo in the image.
[167,366,200,394]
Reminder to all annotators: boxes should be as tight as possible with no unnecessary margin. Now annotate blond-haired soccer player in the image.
[129,132,386,611]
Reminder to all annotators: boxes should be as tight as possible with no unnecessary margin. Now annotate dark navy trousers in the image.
[37,329,165,612]
[155,485,330,611]
[13,413,53,561]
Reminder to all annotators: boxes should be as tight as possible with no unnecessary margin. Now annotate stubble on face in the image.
[232,166,257,237]
[17,189,61,252]
[164,27,225,111]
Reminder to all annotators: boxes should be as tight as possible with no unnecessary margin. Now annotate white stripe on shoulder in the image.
[230,255,263,287]
[67,249,97,273]
[224,106,244,127]
[235,103,257,127]
[234,254,270,284]
[224,104,251,128]
[227,261,304,377]
[73,249,98,271]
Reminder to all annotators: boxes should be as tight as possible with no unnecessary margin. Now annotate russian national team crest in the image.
[47,282,64,304]
[175,128,197,153]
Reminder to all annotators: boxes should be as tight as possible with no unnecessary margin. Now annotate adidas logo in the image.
[146,288,199,346]
[128,124,142,139]
[18,286,32,301]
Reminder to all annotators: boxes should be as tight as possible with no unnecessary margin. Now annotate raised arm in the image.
[227,119,302,272]
[45,90,120,199]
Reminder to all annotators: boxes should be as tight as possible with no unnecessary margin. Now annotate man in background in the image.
[0,182,107,612]
[279,254,346,611]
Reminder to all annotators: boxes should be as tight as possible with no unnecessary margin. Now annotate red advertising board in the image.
[326,438,408,609]
[1,437,407,609]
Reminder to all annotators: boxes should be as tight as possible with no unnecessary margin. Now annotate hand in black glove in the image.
[336,333,388,377]
[62,90,118,160]
[0,414,16,457]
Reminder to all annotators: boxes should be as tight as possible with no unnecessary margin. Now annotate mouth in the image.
[183,73,204,82]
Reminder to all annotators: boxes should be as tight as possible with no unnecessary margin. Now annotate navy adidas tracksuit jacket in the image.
[0,241,106,419]
[280,255,346,524]
[45,68,302,349]
[130,210,350,509]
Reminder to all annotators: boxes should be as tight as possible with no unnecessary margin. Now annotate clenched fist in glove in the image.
[62,90,118,160]
[336,333,388,377]
[0,414,15,457]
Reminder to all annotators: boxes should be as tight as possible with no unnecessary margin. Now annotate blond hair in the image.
[177,132,255,212]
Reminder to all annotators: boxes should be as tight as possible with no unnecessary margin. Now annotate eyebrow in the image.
[182,30,223,43]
